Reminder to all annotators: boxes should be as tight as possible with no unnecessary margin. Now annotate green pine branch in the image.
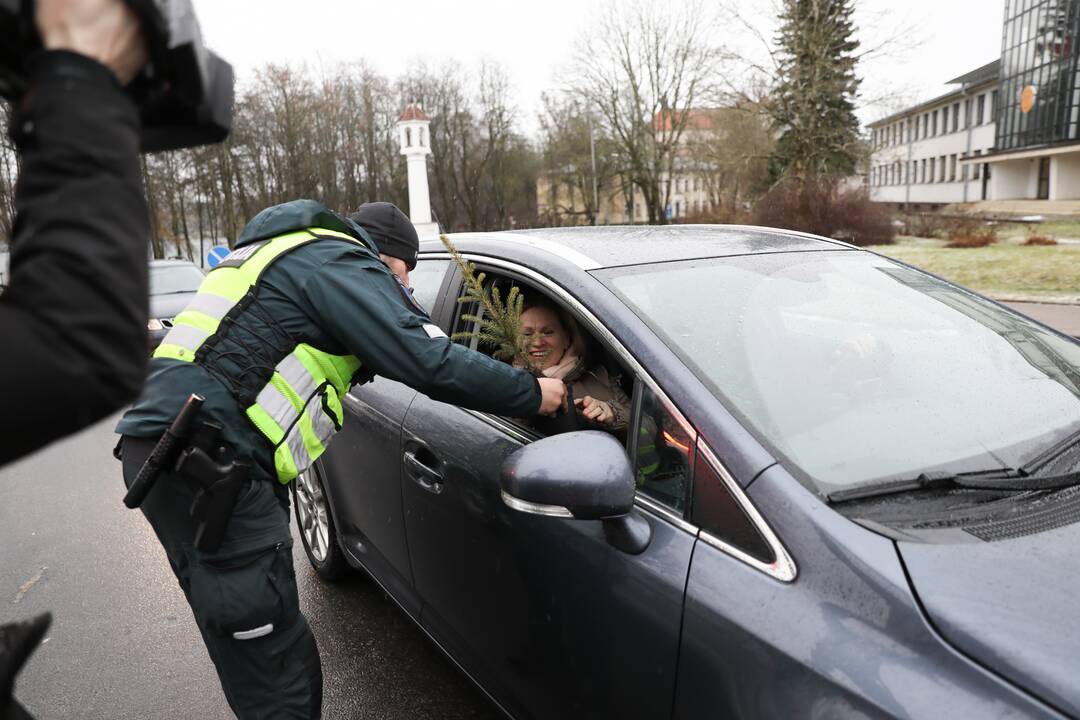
[440,234,537,373]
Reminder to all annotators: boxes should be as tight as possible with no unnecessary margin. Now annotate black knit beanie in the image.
[348,202,419,270]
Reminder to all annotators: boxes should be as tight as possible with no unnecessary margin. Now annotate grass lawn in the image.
[993,219,1080,242]
[869,236,1080,303]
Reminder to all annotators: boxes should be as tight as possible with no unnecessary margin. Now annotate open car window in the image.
[449,270,633,439]
[449,266,693,515]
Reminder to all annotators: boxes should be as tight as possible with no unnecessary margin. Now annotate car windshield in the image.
[598,250,1080,497]
[150,264,204,295]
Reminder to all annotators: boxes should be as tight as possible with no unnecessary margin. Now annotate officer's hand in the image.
[536,378,567,417]
[36,0,147,84]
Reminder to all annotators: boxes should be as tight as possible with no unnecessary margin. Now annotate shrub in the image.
[751,175,895,246]
[904,213,949,239]
[1024,234,1058,246]
[944,218,998,248]
[945,234,995,248]
[681,204,753,225]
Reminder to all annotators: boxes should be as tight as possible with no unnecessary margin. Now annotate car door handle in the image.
[404,450,444,493]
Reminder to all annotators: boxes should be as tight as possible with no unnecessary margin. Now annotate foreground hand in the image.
[37,0,147,84]
[574,395,614,426]
[536,378,567,416]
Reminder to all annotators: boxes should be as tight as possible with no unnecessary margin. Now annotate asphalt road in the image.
[1002,301,1080,338]
[0,416,500,720]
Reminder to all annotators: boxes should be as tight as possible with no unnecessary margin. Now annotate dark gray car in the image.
[148,259,205,349]
[296,226,1080,719]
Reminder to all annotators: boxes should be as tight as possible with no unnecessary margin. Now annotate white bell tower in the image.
[396,104,440,241]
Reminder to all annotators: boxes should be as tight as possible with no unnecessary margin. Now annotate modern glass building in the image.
[997,0,1080,152]
[869,0,1080,206]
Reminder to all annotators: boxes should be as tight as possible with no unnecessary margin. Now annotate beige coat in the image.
[566,364,631,431]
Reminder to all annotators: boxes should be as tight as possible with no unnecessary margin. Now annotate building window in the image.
[949,154,957,182]
[932,109,939,136]
[952,102,960,132]
[930,157,936,183]
[974,150,982,180]
[964,98,971,129]
[921,158,927,183]
[941,107,949,133]
[977,94,986,125]
[924,113,930,137]
[939,155,946,182]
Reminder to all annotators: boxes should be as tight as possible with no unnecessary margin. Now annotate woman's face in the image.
[520,306,570,370]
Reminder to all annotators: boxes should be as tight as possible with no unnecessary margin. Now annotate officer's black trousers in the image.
[121,437,323,719]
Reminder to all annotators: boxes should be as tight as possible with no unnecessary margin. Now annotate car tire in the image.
[292,462,351,581]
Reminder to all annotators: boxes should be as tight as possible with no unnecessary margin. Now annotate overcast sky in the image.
[190,0,1005,133]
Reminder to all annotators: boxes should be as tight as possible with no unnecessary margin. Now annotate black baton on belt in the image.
[123,393,205,509]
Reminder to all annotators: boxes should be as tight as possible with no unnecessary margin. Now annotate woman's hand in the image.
[574,395,614,426]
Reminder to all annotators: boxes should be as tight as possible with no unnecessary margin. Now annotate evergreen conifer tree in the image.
[769,0,861,182]
[440,234,537,373]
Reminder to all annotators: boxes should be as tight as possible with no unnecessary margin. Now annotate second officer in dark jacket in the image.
[116,199,565,719]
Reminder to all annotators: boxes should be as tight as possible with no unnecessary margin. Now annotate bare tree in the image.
[684,99,775,214]
[572,0,728,223]
[537,91,619,226]
[0,102,18,244]
[398,60,537,232]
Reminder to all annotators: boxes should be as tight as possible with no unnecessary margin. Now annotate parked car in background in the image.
[148,259,205,349]
[296,225,1080,719]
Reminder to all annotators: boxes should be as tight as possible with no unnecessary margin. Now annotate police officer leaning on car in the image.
[115,199,566,719]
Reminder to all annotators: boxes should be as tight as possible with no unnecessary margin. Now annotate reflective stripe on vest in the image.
[152,227,366,483]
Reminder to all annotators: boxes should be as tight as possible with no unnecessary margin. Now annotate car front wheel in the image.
[292,462,351,581]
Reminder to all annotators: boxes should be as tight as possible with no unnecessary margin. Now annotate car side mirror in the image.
[500,431,651,554]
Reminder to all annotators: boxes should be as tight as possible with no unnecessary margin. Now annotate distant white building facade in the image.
[869,0,1080,209]
[868,62,999,210]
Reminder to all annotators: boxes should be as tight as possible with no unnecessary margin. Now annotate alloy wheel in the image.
[295,468,331,563]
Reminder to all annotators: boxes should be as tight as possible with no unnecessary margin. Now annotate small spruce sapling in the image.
[440,234,539,374]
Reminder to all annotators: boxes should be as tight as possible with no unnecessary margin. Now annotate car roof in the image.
[420,224,852,270]
[149,259,200,267]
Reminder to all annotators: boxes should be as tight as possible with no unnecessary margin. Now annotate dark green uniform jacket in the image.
[118,200,540,482]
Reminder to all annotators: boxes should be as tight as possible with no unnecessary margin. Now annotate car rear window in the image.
[150,264,205,295]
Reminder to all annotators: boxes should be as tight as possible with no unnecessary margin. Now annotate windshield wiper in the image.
[828,467,1080,504]
[1019,426,1080,477]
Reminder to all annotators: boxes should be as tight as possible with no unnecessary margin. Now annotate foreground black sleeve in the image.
[301,254,542,417]
[0,52,149,465]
